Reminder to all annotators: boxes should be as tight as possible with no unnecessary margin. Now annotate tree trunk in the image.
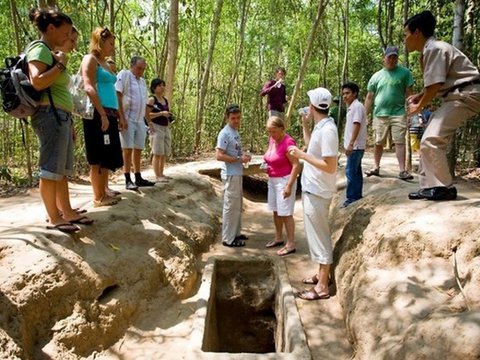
[223,0,249,108]
[194,0,224,151]
[11,0,33,186]
[284,0,329,127]
[403,0,412,172]
[165,0,179,103]
[447,0,466,176]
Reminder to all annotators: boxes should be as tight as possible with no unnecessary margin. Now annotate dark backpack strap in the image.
[28,41,61,124]
[46,88,61,124]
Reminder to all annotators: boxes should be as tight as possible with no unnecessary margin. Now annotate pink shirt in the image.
[264,134,296,177]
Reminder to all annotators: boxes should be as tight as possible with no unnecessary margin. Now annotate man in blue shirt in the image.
[216,104,251,247]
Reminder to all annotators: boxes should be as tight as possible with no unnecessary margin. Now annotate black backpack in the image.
[0,40,53,119]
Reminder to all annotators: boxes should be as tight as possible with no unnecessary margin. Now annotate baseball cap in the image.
[384,46,399,57]
[307,87,332,110]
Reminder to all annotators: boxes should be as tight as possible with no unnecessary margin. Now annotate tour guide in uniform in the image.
[404,10,480,200]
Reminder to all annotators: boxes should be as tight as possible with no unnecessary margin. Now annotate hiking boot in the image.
[399,170,414,181]
[125,180,139,190]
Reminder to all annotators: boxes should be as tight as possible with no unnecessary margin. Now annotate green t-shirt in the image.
[26,42,73,112]
[367,66,414,117]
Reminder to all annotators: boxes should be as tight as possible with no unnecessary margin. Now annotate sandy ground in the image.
[1,152,479,359]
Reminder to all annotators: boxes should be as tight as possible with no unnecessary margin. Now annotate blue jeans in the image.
[345,149,364,204]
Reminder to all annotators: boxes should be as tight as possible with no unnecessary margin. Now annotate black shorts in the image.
[83,108,123,171]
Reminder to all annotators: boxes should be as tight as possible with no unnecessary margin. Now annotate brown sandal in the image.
[296,287,330,301]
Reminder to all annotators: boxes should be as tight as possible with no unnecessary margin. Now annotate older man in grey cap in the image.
[364,45,414,180]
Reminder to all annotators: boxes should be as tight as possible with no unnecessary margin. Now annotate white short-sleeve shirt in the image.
[343,99,367,150]
[301,117,338,199]
[116,69,148,123]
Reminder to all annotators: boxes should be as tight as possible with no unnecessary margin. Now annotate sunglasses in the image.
[101,27,112,38]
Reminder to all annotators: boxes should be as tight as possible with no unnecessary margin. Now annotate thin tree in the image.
[447,0,466,175]
[165,0,179,102]
[194,0,224,151]
[284,0,329,127]
[223,0,250,108]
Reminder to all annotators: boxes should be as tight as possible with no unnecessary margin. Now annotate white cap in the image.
[307,87,332,110]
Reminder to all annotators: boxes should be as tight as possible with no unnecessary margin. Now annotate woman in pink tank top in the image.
[263,117,301,256]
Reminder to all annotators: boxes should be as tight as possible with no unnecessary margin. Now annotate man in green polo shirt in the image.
[364,46,414,181]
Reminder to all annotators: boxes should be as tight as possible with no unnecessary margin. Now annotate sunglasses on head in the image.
[101,27,111,38]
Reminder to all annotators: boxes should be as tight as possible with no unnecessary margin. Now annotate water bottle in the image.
[298,107,310,116]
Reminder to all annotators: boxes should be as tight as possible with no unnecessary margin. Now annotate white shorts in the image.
[267,175,297,216]
[120,121,147,149]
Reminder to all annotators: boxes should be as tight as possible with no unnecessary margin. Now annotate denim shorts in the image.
[31,106,74,181]
[120,121,147,149]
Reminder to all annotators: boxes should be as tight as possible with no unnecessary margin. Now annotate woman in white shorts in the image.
[263,117,301,256]
[147,78,174,182]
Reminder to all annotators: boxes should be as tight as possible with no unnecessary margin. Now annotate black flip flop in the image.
[69,216,94,225]
[46,223,80,233]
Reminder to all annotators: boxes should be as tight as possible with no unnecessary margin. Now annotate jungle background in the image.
[1,0,479,187]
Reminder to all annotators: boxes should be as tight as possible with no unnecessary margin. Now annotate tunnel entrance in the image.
[189,256,311,359]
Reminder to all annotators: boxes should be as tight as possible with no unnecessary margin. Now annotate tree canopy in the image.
[1,0,479,185]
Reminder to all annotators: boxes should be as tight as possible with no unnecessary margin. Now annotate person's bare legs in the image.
[123,148,133,174]
[159,155,166,177]
[313,264,331,296]
[56,177,78,220]
[152,154,167,178]
[40,178,64,225]
[90,165,106,201]
[132,148,142,173]
[283,215,295,249]
[152,155,160,178]
[395,143,406,172]
[273,211,283,242]
[373,144,383,169]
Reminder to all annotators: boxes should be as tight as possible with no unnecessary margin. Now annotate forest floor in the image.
[1,151,479,359]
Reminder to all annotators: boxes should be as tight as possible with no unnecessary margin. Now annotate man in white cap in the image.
[288,87,338,301]
[364,45,414,180]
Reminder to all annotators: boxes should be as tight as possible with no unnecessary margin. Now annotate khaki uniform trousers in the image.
[419,85,480,188]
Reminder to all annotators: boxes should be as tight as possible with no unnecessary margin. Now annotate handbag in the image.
[70,69,94,119]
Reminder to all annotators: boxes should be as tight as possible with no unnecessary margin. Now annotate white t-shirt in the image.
[301,117,338,199]
[115,69,148,123]
[343,99,367,150]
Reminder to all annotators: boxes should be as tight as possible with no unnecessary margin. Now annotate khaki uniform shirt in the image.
[422,37,480,95]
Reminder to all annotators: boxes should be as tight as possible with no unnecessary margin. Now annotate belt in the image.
[443,78,480,97]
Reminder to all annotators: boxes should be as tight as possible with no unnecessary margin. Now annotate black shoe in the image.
[135,178,155,187]
[126,180,139,191]
[235,234,249,240]
[409,186,457,201]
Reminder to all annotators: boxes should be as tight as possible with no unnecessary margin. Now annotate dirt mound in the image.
[331,175,480,359]
[0,174,220,360]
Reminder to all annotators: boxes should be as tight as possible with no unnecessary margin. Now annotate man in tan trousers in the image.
[404,10,480,201]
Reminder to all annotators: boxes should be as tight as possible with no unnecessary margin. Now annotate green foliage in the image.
[0,0,479,175]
